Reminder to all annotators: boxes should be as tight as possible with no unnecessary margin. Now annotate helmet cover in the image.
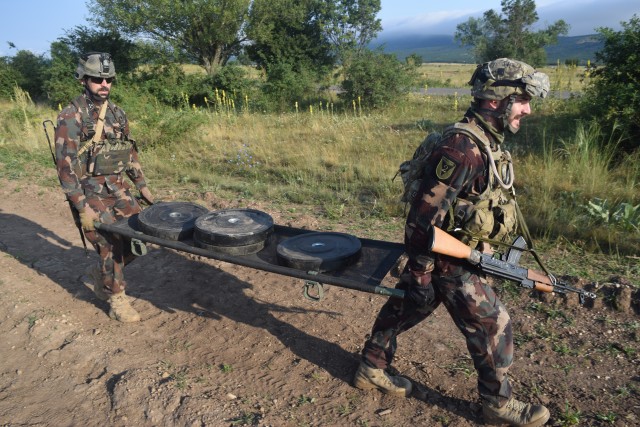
[469,58,549,100]
[75,52,116,80]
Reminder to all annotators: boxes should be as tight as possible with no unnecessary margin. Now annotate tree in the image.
[454,0,568,66]
[0,57,22,100]
[319,0,382,65]
[90,0,251,75]
[340,48,413,109]
[245,0,334,74]
[5,50,49,101]
[583,15,640,150]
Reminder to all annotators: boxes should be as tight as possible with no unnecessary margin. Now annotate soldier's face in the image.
[85,76,112,100]
[506,95,531,132]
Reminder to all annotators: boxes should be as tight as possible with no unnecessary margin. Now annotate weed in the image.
[432,413,452,425]
[171,370,188,389]
[167,338,193,353]
[228,412,261,426]
[595,411,617,423]
[27,313,37,329]
[551,363,576,374]
[615,385,631,398]
[552,342,575,356]
[220,363,233,373]
[556,402,582,426]
[296,395,315,406]
[337,403,353,416]
[444,358,476,379]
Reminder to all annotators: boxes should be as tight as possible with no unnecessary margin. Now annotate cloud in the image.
[380,0,639,37]
[382,10,478,35]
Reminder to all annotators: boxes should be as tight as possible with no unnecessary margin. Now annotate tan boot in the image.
[352,362,412,397]
[108,292,141,322]
[483,397,550,427]
[84,265,108,301]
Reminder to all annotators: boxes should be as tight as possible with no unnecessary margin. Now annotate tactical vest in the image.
[444,122,518,249]
[72,95,133,176]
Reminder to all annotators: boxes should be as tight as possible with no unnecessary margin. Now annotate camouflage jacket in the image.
[55,93,148,212]
[405,113,499,272]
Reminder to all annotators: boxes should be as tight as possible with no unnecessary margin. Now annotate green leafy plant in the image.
[557,402,582,426]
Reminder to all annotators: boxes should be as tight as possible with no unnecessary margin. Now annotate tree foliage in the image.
[454,0,568,66]
[89,0,251,75]
[319,0,382,65]
[583,15,640,151]
[246,0,334,74]
[3,51,49,101]
[340,48,413,109]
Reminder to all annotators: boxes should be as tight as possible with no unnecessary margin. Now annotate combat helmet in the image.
[75,52,116,80]
[468,58,549,133]
[469,58,549,100]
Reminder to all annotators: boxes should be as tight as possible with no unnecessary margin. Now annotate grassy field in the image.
[415,62,590,92]
[1,64,638,262]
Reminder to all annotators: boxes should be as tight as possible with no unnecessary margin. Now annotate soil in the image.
[0,177,638,427]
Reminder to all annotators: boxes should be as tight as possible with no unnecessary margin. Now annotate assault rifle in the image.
[429,227,597,304]
[43,120,88,254]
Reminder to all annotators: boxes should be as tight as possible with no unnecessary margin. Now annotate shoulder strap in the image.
[77,101,108,156]
[443,122,491,148]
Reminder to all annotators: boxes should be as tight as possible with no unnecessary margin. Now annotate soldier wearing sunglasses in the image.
[54,52,155,322]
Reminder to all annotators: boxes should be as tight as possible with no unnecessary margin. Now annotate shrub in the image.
[582,15,640,151]
[340,49,413,109]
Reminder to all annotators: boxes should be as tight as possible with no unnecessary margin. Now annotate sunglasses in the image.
[88,76,114,84]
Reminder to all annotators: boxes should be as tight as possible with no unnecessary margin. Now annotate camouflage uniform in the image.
[358,59,551,426]
[361,113,514,406]
[55,93,149,295]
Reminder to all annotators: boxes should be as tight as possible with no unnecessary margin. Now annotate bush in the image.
[0,59,21,100]
[184,64,257,109]
[339,49,413,109]
[582,15,640,151]
[130,63,190,108]
[261,62,317,112]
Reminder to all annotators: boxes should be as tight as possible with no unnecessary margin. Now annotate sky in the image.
[1,0,638,57]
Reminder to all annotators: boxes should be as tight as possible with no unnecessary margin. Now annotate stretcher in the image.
[95,215,407,300]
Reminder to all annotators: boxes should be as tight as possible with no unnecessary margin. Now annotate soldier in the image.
[55,52,155,322]
[353,58,551,427]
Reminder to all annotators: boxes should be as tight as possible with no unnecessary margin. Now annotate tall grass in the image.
[519,121,639,252]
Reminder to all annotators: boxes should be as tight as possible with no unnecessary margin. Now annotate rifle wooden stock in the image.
[528,270,554,293]
[428,227,595,303]
[430,227,473,260]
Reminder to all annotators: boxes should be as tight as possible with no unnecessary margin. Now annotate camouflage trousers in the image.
[83,185,142,295]
[361,258,513,406]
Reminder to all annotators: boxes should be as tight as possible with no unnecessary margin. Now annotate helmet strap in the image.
[502,95,519,134]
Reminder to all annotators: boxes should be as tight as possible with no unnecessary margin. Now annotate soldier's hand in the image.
[79,207,100,231]
[404,269,434,307]
[139,186,155,205]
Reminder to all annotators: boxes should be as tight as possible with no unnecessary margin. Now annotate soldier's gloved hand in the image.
[79,207,100,231]
[404,269,434,307]
[139,186,155,205]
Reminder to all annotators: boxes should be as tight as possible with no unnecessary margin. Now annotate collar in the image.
[468,108,505,144]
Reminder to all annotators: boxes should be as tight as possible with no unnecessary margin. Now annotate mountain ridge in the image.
[371,34,604,65]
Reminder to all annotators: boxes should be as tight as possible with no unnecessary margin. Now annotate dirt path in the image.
[0,178,638,427]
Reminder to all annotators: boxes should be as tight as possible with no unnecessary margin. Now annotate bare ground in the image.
[0,177,638,427]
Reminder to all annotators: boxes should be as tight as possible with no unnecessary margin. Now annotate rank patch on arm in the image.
[435,155,458,181]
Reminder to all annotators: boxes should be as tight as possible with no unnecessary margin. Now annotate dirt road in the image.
[0,178,638,426]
